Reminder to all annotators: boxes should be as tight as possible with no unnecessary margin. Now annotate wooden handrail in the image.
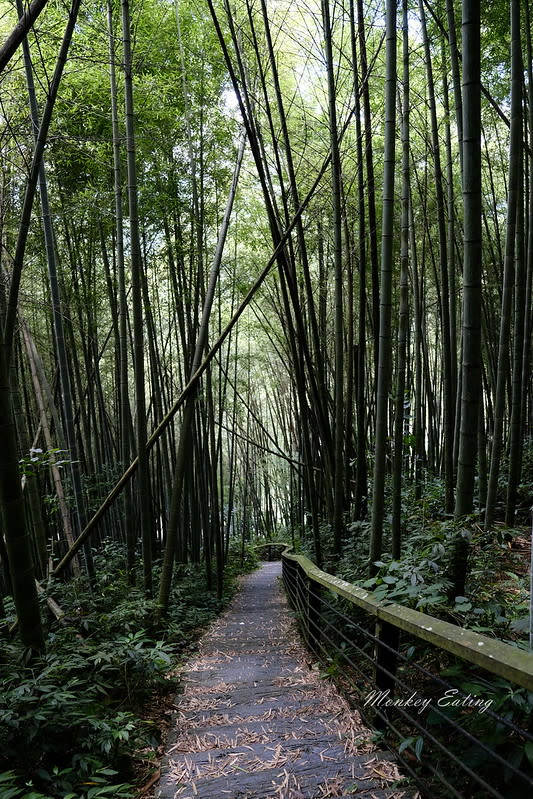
[282,548,533,692]
[253,541,292,550]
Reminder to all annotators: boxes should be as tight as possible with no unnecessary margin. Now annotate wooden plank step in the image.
[159,758,401,799]
[165,713,351,748]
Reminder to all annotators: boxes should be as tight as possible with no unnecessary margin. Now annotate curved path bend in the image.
[157,561,413,799]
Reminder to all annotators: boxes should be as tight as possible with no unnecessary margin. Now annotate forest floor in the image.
[152,561,415,799]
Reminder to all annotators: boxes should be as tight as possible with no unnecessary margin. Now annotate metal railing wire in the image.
[281,549,533,799]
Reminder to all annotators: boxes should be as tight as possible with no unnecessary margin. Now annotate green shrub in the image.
[0,766,133,798]
[0,538,252,797]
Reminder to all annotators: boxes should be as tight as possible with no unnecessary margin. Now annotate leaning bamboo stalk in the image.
[51,103,345,580]
[0,0,48,74]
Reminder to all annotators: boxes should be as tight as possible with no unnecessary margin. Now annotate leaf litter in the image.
[159,564,414,799]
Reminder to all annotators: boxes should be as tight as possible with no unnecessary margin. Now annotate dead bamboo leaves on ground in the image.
[157,562,414,799]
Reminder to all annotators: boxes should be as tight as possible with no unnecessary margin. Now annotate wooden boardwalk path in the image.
[157,562,412,799]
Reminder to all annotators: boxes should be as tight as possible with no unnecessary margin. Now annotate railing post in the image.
[307,577,321,653]
[296,562,305,618]
[282,555,293,606]
[375,620,399,690]
[374,620,400,727]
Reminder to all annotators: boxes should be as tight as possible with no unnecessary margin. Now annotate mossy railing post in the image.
[281,549,296,607]
[297,562,306,622]
[307,578,321,653]
[374,620,400,728]
[375,620,399,692]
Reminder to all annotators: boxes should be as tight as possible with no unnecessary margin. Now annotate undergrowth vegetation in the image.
[309,474,531,648]
[0,541,259,799]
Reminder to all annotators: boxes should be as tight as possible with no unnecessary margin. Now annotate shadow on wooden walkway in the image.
[157,562,413,799]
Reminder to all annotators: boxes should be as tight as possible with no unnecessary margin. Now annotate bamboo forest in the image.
[2,0,533,796]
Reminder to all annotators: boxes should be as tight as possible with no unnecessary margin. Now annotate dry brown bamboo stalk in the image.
[20,320,81,575]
